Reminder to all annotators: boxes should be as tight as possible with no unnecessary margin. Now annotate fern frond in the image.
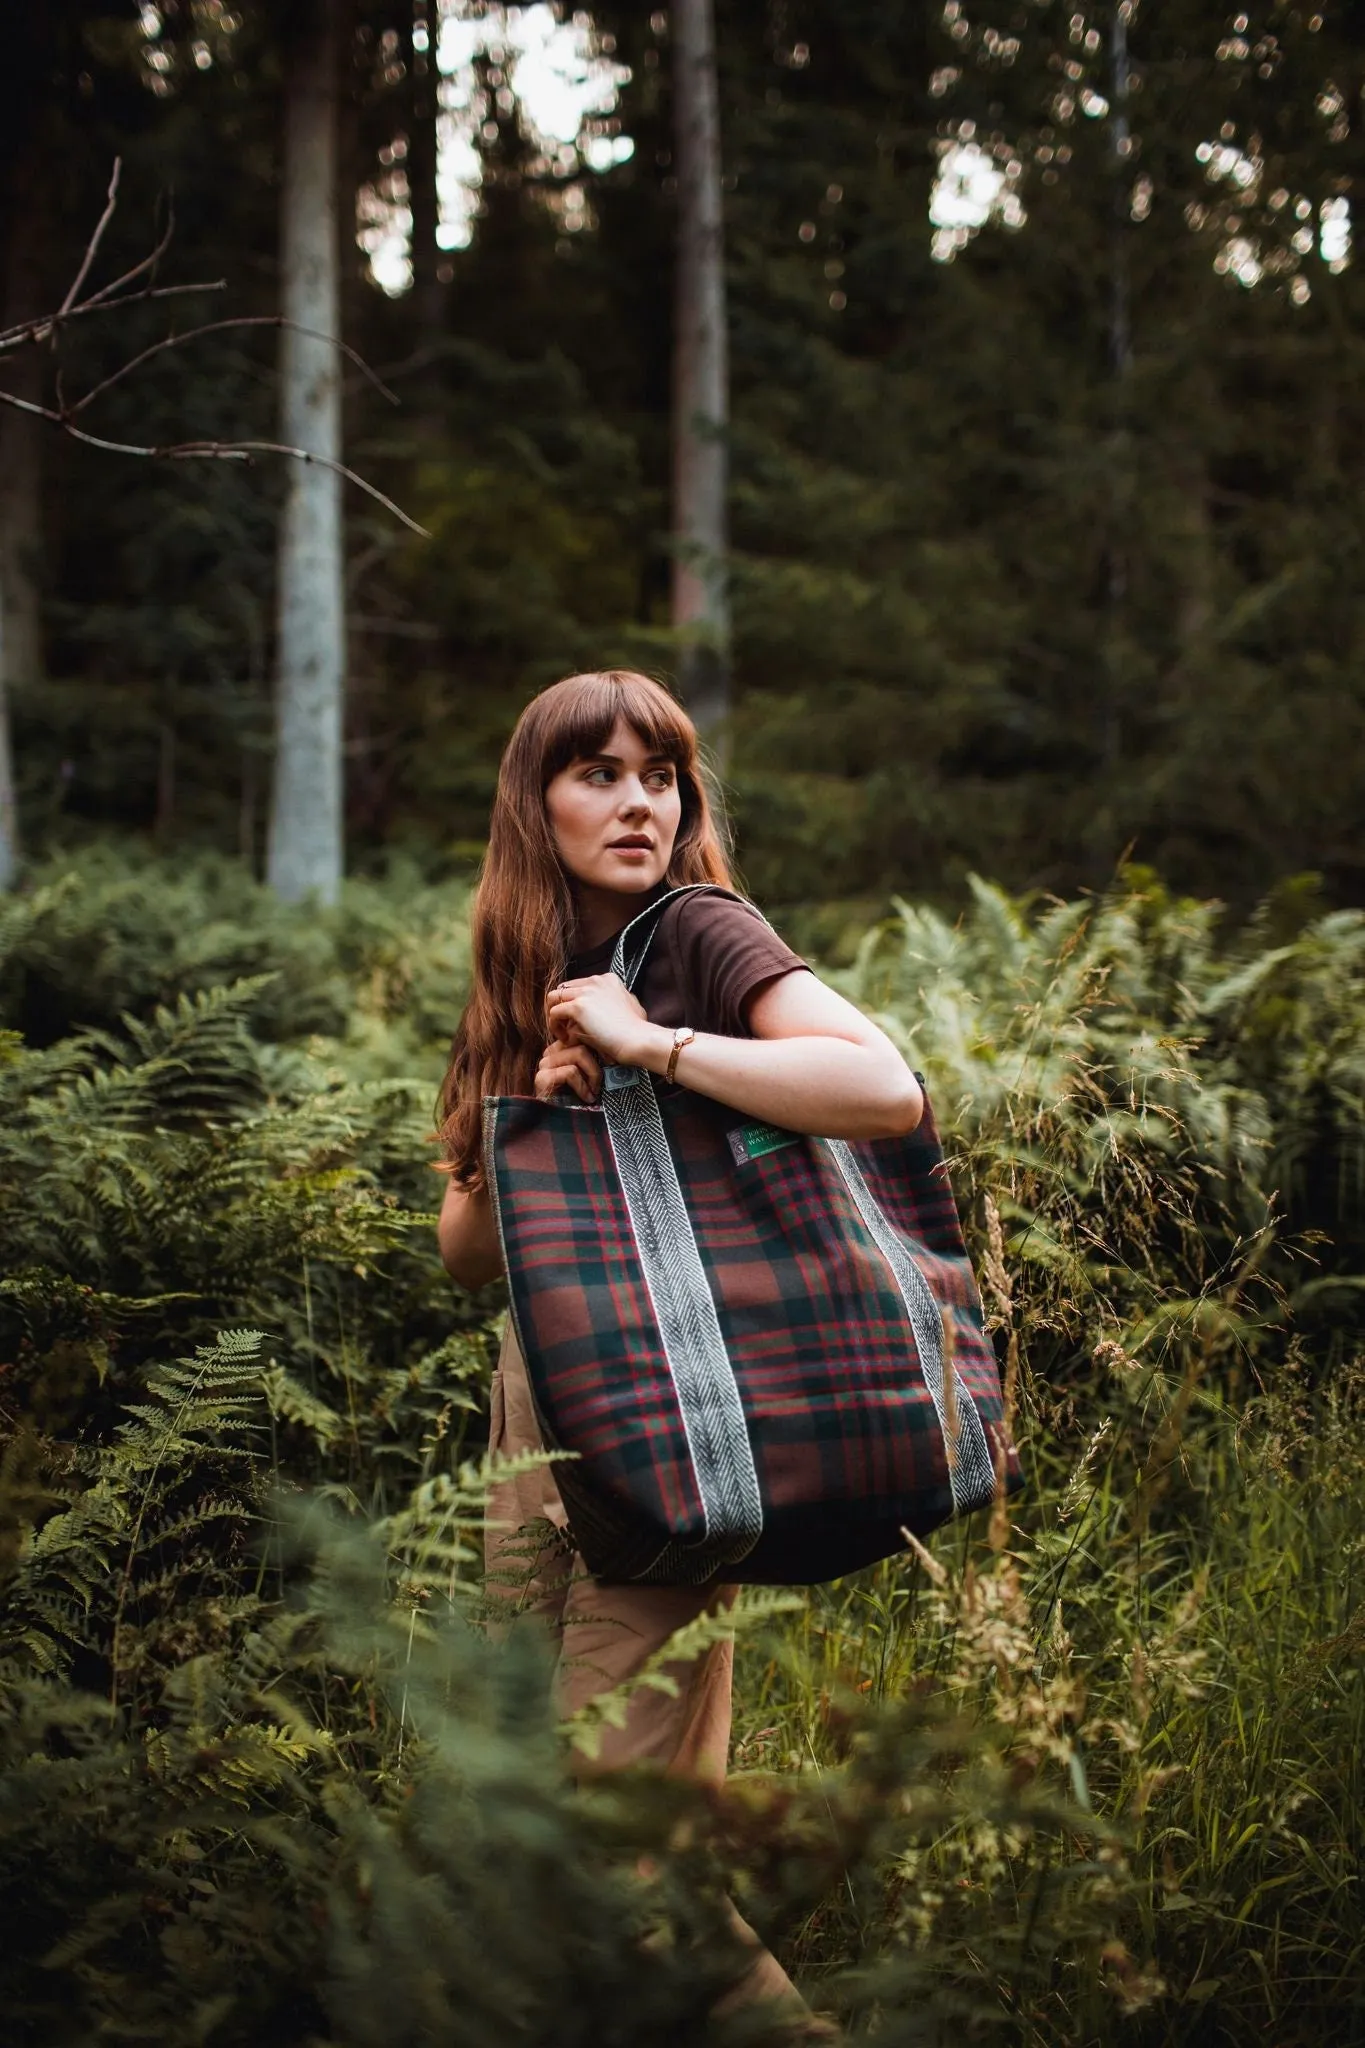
[562,1588,804,1759]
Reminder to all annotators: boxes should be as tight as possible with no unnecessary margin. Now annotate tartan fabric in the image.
[852,1098,1010,1418]
[483,1098,705,1548]
[486,1077,1023,1587]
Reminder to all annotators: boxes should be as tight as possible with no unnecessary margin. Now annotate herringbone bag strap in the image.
[608,882,730,991]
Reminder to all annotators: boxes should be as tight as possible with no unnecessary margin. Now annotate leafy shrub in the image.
[0,845,472,1075]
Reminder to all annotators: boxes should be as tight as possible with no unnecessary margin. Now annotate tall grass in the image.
[720,871,1365,2042]
[730,1365,1365,2040]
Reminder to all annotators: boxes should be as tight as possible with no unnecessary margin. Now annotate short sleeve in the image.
[661,892,807,1039]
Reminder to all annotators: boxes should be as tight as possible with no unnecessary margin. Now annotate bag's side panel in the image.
[829,1138,996,1515]
[661,1093,958,1561]
[847,1098,959,1251]
[854,1094,1024,1496]
[487,1096,708,1549]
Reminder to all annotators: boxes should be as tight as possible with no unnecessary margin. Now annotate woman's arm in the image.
[437,1175,505,1289]
[547,969,922,1142]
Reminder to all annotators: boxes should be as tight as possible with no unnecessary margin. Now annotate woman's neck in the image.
[572,881,664,954]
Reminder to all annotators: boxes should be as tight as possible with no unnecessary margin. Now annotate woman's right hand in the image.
[534,1037,603,1104]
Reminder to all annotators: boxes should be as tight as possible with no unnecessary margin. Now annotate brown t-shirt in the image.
[566,888,807,1038]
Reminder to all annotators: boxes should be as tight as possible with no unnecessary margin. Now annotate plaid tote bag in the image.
[484,886,1022,1586]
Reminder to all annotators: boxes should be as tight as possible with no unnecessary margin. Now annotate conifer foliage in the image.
[5,3,1365,905]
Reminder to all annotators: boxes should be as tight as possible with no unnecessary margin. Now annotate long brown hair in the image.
[440,670,734,1185]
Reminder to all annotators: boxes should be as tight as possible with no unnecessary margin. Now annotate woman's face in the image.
[544,717,682,905]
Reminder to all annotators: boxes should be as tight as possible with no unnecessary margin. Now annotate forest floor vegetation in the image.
[1,846,1362,2046]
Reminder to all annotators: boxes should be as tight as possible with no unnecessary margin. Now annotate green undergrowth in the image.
[1,847,1363,2045]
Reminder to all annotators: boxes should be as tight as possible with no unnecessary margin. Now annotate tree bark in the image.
[0,622,16,891]
[408,0,443,342]
[0,168,46,890]
[671,0,730,746]
[267,0,347,904]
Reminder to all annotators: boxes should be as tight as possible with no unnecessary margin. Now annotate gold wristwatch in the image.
[665,1025,696,1086]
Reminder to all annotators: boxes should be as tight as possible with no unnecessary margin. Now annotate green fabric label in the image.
[729,1121,800,1166]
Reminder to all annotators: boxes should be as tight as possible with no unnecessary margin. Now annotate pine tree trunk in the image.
[0,384,39,894]
[0,177,46,890]
[267,0,347,904]
[0,622,17,892]
[671,0,730,746]
[408,0,443,345]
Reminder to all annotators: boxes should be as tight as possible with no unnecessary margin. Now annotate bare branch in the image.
[77,200,177,313]
[0,281,227,355]
[58,159,122,317]
[0,393,63,425]
[69,316,402,416]
[178,440,429,535]
[0,388,429,537]
[0,163,423,536]
[0,178,214,357]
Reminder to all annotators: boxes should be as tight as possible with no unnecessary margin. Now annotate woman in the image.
[437,669,922,2031]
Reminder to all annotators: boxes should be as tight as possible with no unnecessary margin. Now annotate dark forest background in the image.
[5,12,1365,2043]
[4,1,1364,917]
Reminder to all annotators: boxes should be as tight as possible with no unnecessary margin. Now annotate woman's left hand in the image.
[546,972,652,1068]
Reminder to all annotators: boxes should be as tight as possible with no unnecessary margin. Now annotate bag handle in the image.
[608,882,727,992]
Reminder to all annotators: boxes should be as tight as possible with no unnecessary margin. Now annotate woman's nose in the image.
[618,779,651,815]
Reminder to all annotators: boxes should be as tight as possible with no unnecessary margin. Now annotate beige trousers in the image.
[484,1326,814,2028]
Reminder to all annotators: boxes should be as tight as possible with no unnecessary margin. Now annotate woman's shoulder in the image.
[659,886,806,1035]
[660,884,801,956]
[662,883,772,936]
